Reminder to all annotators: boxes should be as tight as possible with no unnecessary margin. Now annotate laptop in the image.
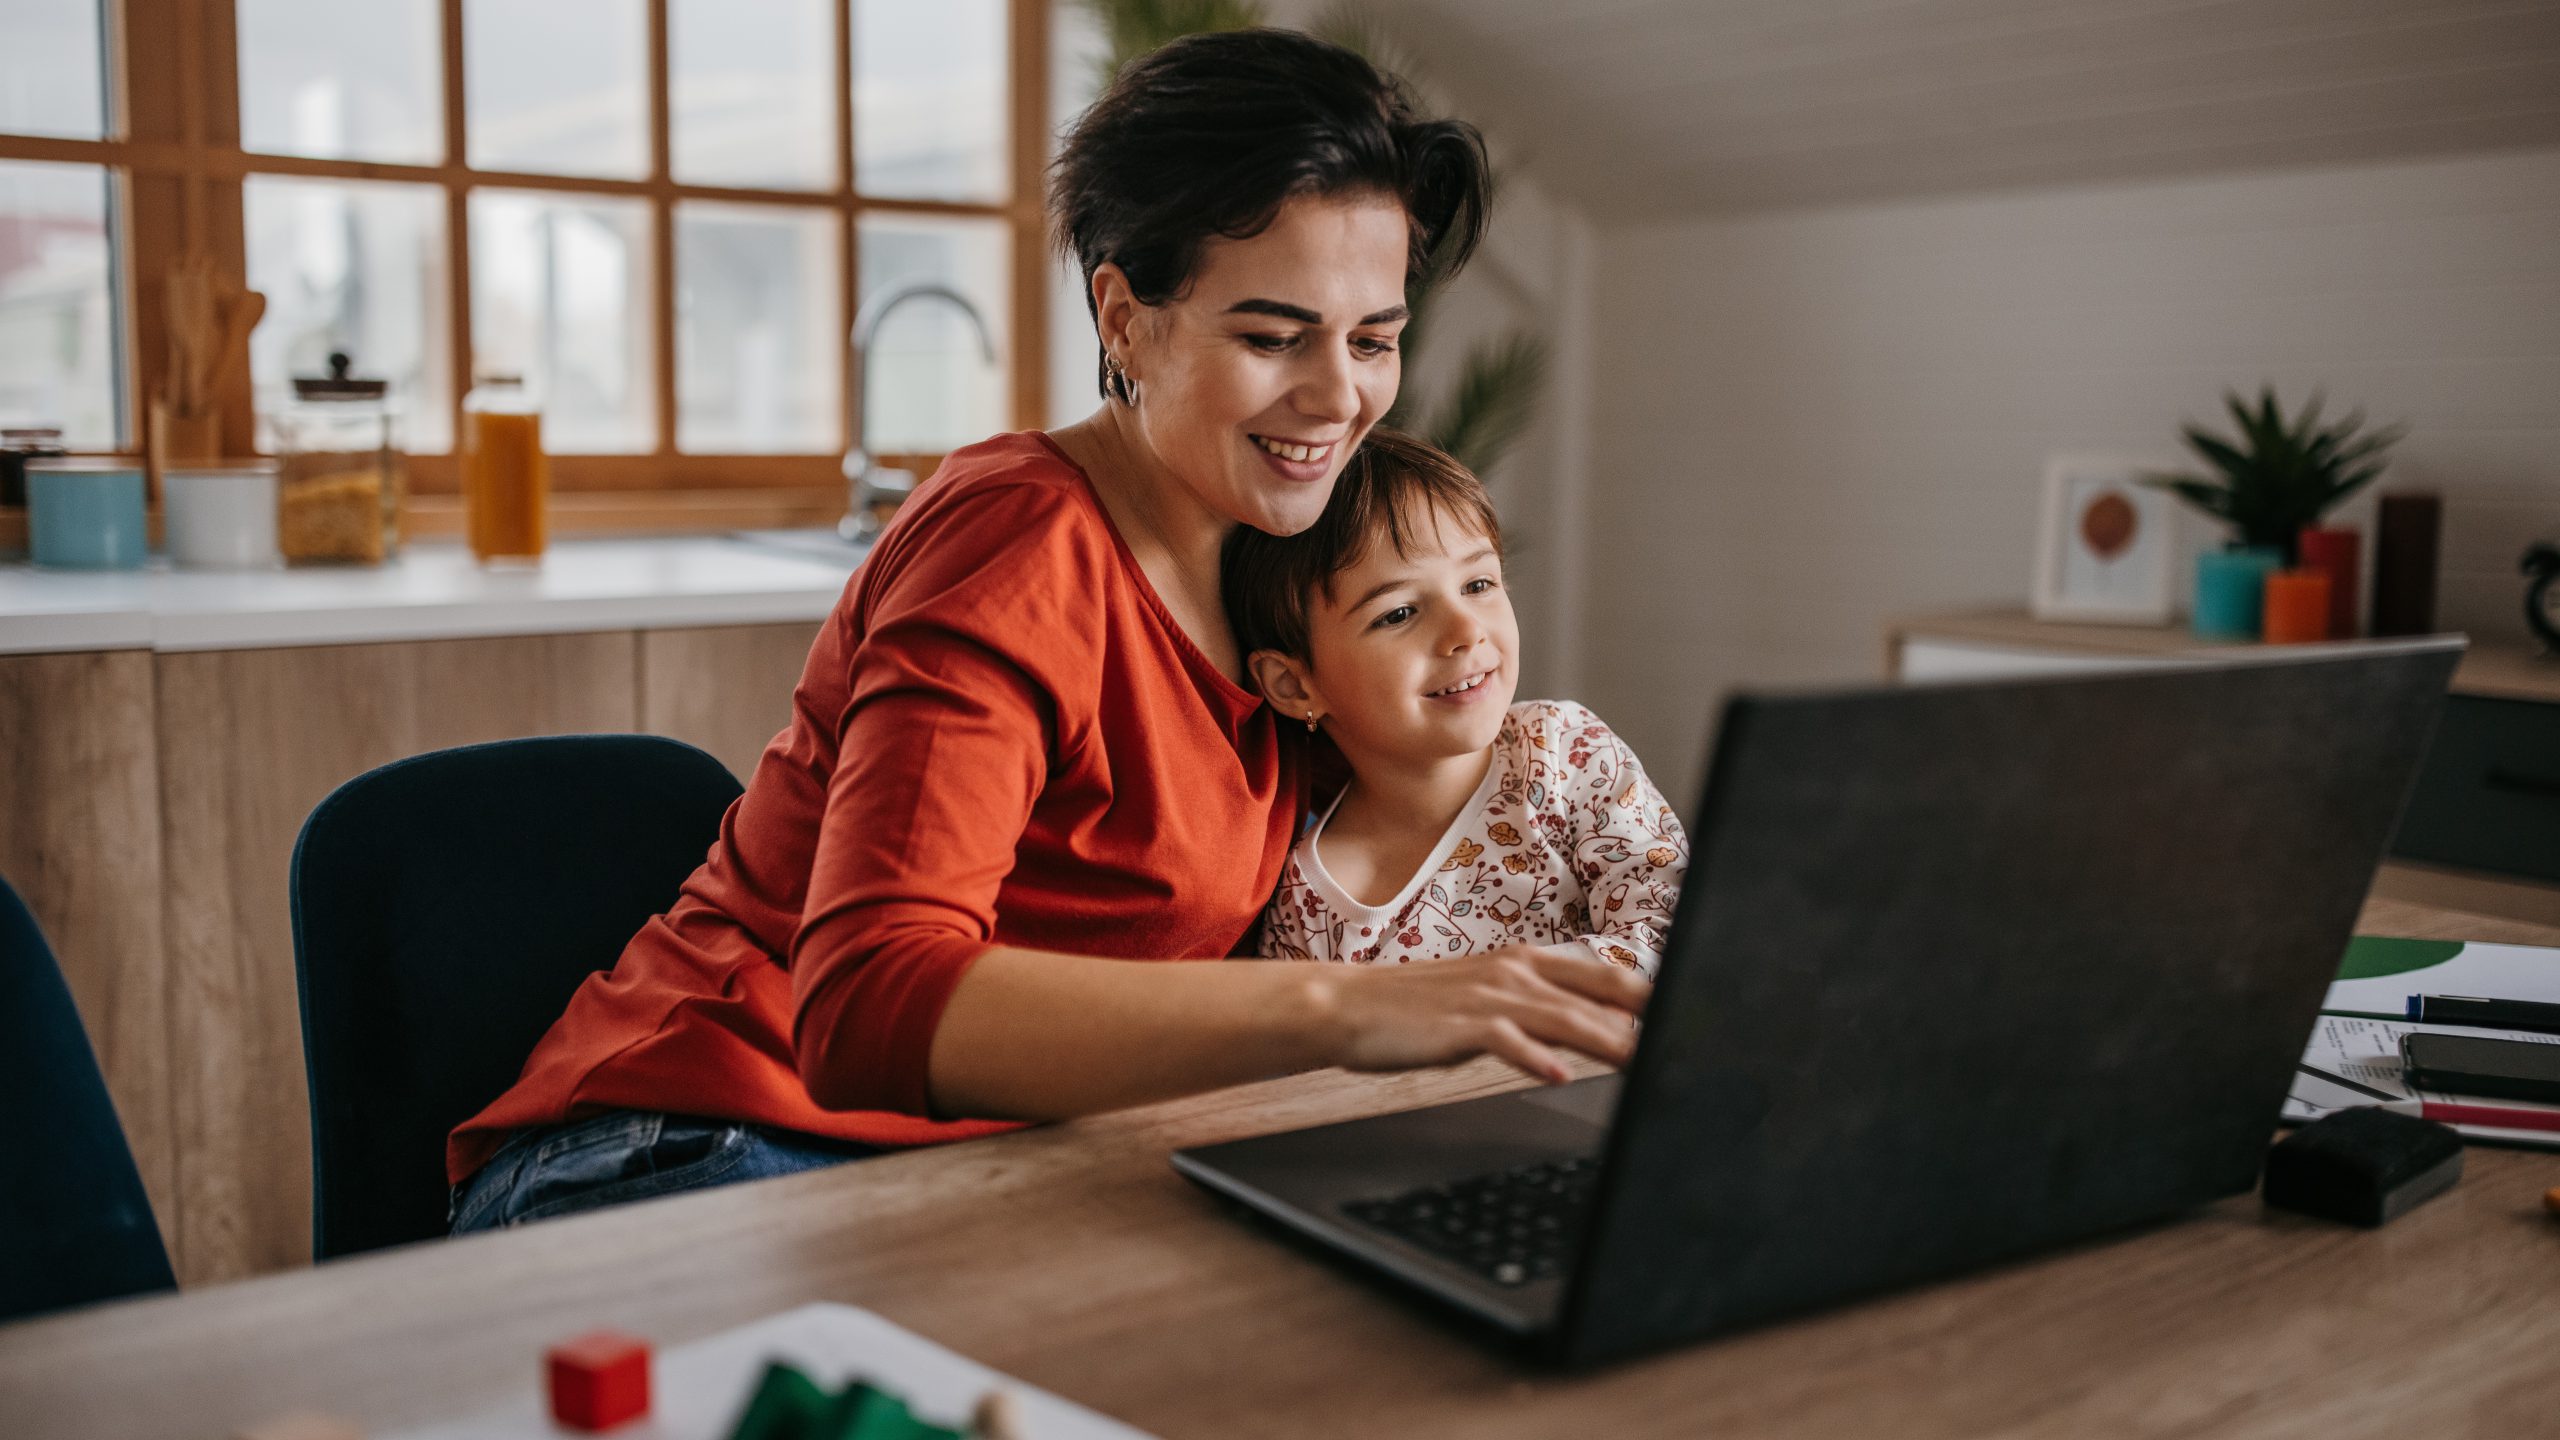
[1173,639,2463,1367]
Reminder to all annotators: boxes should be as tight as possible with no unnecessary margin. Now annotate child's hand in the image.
[1315,946,1649,1084]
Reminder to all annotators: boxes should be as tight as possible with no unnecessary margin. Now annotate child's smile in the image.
[1298,502,1520,767]
[1425,667,1500,702]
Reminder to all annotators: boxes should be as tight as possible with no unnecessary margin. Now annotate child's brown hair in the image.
[1221,427,1503,661]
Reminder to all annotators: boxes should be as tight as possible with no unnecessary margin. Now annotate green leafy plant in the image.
[1077,0,1547,479]
[1082,0,1264,89]
[1416,330,1545,479]
[2145,385,2407,562]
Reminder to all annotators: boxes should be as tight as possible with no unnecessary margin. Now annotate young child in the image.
[1222,429,1686,975]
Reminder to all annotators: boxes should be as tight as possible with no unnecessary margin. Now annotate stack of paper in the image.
[2287,1013,2560,1146]
[2293,935,2560,1149]
[2321,937,2560,1016]
[2291,937,2560,1147]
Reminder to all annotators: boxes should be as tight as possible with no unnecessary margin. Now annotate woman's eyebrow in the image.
[1225,298,1411,326]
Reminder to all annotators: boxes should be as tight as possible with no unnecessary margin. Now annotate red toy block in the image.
[545,1330,651,1432]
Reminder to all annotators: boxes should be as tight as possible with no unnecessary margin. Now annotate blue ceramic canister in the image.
[27,458,149,570]
[2193,545,2281,640]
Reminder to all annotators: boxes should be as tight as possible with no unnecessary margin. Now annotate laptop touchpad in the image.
[1516,1074,1622,1129]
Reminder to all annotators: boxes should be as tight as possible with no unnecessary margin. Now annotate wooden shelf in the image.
[1885,606,2560,703]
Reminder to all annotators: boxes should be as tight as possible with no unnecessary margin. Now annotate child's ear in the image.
[1246,649,1320,716]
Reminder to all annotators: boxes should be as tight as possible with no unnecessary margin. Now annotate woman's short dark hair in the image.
[1051,28,1493,398]
[1222,428,1503,662]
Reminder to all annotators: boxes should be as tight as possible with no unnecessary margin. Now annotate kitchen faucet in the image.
[841,283,998,542]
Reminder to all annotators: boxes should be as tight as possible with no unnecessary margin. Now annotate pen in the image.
[2418,1100,2560,1136]
[2296,1062,2402,1104]
[2406,994,2560,1034]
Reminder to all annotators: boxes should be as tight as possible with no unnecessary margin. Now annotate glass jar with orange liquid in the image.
[461,374,549,565]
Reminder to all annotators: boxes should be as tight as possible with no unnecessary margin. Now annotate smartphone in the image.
[2400,1032,2560,1105]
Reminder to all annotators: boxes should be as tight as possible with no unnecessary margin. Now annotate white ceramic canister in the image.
[165,462,283,569]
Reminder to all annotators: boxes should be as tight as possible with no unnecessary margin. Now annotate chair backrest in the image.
[290,734,743,1261]
[0,874,177,1322]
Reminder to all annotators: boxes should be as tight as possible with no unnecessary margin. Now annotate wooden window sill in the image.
[0,488,854,552]
[403,488,850,538]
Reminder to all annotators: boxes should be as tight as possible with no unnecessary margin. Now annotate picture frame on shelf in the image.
[2031,454,2177,625]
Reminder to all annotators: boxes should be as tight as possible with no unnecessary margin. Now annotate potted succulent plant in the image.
[2145,385,2407,565]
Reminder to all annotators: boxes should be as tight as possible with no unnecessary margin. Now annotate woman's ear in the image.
[1090,263,1142,371]
[1247,649,1322,719]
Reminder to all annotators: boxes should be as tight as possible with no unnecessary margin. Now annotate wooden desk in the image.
[7,896,2558,1440]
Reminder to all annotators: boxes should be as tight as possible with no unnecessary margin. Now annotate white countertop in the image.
[0,533,867,655]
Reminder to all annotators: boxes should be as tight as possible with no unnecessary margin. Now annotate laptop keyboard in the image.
[1342,1155,1598,1287]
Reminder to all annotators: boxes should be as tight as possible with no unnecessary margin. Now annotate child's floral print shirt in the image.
[1257,700,1686,976]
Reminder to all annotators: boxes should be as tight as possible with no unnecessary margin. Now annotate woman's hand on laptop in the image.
[1316,946,1650,1084]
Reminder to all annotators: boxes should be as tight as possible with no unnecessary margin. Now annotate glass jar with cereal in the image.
[275,352,405,565]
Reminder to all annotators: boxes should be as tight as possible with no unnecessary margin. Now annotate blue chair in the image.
[290,734,744,1261]
[0,873,177,1322]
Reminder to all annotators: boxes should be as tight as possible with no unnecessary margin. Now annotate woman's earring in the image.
[1304,710,1320,734]
[1103,352,1136,406]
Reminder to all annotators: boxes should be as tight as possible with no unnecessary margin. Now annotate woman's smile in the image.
[1250,432,1342,482]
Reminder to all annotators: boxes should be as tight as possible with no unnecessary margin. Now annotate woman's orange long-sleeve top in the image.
[448,432,1303,1184]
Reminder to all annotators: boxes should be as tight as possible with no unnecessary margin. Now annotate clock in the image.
[2526,543,2560,654]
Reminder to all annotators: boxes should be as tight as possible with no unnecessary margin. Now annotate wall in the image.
[1399,175,1597,702]
[1583,145,2560,802]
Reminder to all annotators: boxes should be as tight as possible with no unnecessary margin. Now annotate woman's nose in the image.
[1297,347,1361,424]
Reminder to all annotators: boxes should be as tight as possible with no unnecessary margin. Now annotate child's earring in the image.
[1304,710,1320,734]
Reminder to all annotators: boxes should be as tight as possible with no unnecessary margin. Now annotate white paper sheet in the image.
[390,1303,1157,1440]
[2322,940,2560,1016]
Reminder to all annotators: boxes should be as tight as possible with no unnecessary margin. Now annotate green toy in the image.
[724,1360,971,1440]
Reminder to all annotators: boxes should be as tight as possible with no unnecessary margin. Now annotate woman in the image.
[450,29,1647,1233]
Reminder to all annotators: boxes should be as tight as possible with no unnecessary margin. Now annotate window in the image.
[243,174,454,451]
[0,0,108,143]
[0,159,120,447]
[0,0,1051,522]
[0,0,119,449]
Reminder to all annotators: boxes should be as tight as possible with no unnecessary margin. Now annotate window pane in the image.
[671,0,835,191]
[465,0,648,179]
[853,0,1006,203]
[244,176,452,453]
[1047,0,1110,428]
[469,191,654,454]
[0,0,106,140]
[677,202,839,454]
[237,0,442,163]
[0,161,119,447]
[856,213,1008,455]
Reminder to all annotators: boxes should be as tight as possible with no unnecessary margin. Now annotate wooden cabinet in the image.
[0,651,177,1265]
[1884,608,2560,930]
[639,623,824,781]
[1,619,822,1285]
[2391,693,2560,885]
[157,634,640,1282]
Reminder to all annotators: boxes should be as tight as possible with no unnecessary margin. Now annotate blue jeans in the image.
[450,1110,883,1235]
